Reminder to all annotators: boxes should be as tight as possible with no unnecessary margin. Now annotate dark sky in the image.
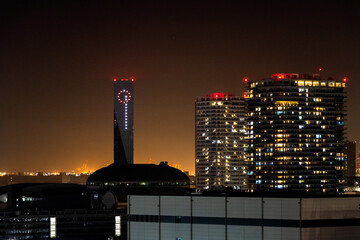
[1,0,359,173]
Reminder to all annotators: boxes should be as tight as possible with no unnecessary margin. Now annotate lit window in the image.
[115,216,121,236]
[304,81,312,86]
[50,217,56,238]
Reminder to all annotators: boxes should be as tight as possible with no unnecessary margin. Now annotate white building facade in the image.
[195,93,247,191]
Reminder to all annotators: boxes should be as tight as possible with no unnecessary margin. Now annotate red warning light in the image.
[209,93,225,99]
[131,78,134,82]
[342,78,347,82]
[318,68,323,72]
[113,78,117,82]
[244,78,248,82]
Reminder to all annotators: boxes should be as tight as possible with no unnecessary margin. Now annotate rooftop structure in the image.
[345,141,356,179]
[87,162,191,209]
[87,162,190,187]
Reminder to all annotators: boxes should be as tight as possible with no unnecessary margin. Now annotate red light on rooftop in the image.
[273,73,285,80]
[244,78,248,82]
[342,78,347,82]
[210,93,225,99]
[113,78,117,82]
[318,68,323,72]
[131,78,134,82]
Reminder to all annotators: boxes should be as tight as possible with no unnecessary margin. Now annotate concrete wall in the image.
[192,197,225,240]
[302,227,360,240]
[161,196,191,240]
[263,198,300,240]
[128,195,160,240]
[227,197,262,240]
[128,195,360,240]
[302,197,360,240]
[302,197,360,219]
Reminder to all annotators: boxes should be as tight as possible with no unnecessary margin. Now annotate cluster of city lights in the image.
[0,171,93,176]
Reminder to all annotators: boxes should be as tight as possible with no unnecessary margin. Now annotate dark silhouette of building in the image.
[345,141,357,185]
[114,78,134,165]
[87,162,191,209]
[346,141,356,178]
[0,183,126,239]
[357,153,360,177]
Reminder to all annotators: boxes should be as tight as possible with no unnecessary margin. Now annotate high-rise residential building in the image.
[245,73,346,193]
[195,93,247,191]
[114,78,134,165]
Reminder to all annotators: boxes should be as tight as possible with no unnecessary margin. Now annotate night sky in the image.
[1,0,360,173]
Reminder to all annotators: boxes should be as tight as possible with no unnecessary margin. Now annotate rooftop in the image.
[87,163,190,184]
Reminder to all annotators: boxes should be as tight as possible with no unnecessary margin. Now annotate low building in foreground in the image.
[127,193,360,240]
[0,183,126,239]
